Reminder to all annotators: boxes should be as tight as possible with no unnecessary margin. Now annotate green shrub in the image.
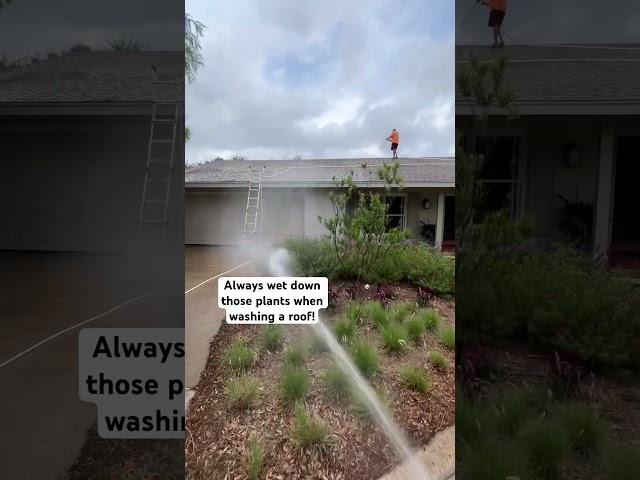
[419,309,441,331]
[437,325,455,350]
[285,239,455,293]
[351,338,380,378]
[345,302,366,324]
[306,330,329,353]
[245,436,265,480]
[552,403,605,452]
[366,301,389,330]
[283,344,306,367]
[333,317,357,344]
[224,341,255,372]
[262,325,284,352]
[225,374,260,410]
[279,365,309,404]
[519,422,570,479]
[405,317,426,343]
[428,350,448,371]
[602,441,640,480]
[456,389,485,447]
[400,365,431,394]
[491,389,530,436]
[380,323,408,353]
[350,386,390,423]
[291,404,333,451]
[321,364,351,401]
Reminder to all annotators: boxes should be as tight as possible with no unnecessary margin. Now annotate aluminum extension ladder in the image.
[137,67,183,242]
[241,166,265,243]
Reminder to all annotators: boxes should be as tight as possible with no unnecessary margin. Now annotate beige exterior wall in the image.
[185,186,453,245]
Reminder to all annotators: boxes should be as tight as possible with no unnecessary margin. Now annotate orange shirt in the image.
[489,0,507,12]
[389,131,400,143]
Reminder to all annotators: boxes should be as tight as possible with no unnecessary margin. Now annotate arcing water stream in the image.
[267,248,432,479]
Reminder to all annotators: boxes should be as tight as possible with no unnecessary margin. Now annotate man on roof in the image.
[481,0,507,48]
[386,128,400,159]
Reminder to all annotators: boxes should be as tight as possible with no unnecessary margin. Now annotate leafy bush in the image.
[224,341,255,372]
[419,309,441,331]
[283,344,307,367]
[321,364,351,401]
[380,323,408,353]
[405,316,426,343]
[429,350,448,371]
[366,301,389,330]
[225,374,260,410]
[284,239,455,294]
[279,365,309,404]
[438,326,455,350]
[291,404,333,451]
[458,248,640,368]
[245,437,265,480]
[400,365,431,394]
[262,325,284,352]
[333,317,357,343]
[351,338,380,378]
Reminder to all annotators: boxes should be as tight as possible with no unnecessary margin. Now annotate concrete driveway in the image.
[0,250,182,480]
[185,245,253,388]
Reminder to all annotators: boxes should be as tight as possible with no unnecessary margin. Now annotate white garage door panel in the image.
[185,192,245,245]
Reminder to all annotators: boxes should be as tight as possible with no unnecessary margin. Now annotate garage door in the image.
[185,192,245,245]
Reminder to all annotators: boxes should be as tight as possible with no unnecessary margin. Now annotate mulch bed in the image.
[65,427,183,479]
[186,282,455,480]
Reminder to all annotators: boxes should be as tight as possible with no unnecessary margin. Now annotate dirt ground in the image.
[186,283,455,480]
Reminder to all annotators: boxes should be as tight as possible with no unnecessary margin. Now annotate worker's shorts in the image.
[488,9,505,27]
[391,143,398,151]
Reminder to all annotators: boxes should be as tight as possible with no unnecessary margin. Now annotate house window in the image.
[476,136,521,219]
[385,195,406,229]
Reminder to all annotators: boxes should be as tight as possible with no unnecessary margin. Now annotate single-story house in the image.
[456,45,640,267]
[0,49,184,252]
[185,157,455,248]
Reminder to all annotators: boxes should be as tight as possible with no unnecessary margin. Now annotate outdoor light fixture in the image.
[422,199,431,209]
[564,143,581,167]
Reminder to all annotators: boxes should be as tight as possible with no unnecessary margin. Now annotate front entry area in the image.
[610,136,640,268]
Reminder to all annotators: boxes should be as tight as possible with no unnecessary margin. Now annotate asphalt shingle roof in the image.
[456,44,640,104]
[185,158,454,186]
[0,50,183,103]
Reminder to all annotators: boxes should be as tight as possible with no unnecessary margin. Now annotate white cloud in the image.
[186,0,454,163]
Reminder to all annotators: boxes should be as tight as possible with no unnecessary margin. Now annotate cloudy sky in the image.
[0,0,182,58]
[185,0,454,163]
[456,0,640,45]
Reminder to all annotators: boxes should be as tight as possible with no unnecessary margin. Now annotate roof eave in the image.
[0,102,155,115]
